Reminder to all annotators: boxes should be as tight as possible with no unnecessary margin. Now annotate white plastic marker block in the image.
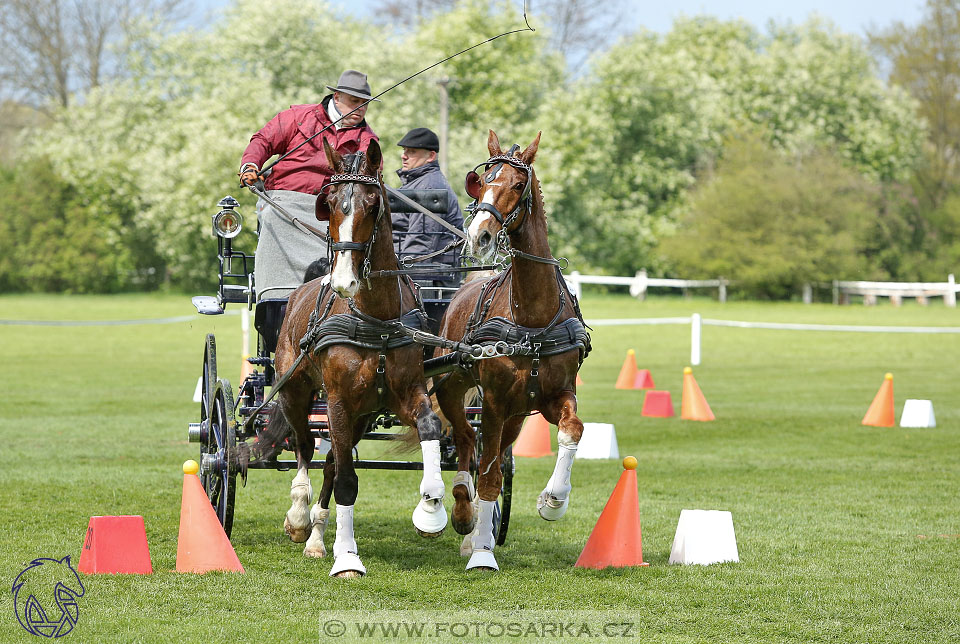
[900,399,936,428]
[193,376,203,403]
[574,423,620,460]
[669,509,739,565]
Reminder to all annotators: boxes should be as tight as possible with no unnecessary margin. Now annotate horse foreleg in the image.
[327,402,365,577]
[537,392,583,521]
[304,451,335,558]
[395,388,447,538]
[465,406,511,572]
[437,381,477,537]
[277,389,314,542]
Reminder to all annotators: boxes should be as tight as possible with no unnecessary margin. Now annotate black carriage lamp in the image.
[213,195,243,239]
[213,195,243,276]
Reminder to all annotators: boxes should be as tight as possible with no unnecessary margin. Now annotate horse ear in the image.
[487,129,502,157]
[364,140,382,175]
[323,138,343,172]
[520,131,541,166]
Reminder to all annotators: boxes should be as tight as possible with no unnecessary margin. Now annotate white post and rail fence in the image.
[566,271,959,308]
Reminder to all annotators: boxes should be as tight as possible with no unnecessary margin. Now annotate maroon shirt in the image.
[240,95,378,220]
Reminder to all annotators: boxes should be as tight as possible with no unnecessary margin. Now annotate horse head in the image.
[321,138,384,298]
[465,129,540,262]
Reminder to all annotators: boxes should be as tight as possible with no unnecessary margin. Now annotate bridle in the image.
[322,152,386,282]
[464,145,566,269]
[465,144,533,234]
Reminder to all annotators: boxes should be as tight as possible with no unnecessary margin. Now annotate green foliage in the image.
[660,133,881,298]
[539,16,922,277]
[0,158,161,293]
[5,3,930,292]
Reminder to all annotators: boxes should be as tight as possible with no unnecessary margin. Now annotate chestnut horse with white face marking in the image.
[434,130,590,571]
[252,139,447,578]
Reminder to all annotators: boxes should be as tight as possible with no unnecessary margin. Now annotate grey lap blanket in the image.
[254,190,329,301]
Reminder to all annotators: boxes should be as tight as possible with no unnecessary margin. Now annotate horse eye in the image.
[513,182,525,191]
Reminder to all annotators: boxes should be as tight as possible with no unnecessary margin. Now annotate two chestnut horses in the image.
[435,130,590,571]
[253,139,447,577]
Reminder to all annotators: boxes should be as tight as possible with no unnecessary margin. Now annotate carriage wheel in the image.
[200,334,217,425]
[201,378,237,537]
[495,445,514,546]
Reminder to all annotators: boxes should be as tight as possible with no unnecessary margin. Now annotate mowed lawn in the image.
[2,292,959,643]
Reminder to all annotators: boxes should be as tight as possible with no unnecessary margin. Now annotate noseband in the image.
[323,152,385,279]
[465,144,533,232]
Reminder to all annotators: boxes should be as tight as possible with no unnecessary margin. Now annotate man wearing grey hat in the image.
[393,127,464,283]
[239,69,380,300]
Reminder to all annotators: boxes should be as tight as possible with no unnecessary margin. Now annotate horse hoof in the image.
[537,492,569,521]
[466,549,499,572]
[303,542,327,558]
[415,526,445,539]
[413,498,448,536]
[451,487,478,535]
[330,553,366,577]
[284,517,310,543]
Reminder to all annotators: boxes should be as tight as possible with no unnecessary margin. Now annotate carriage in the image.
[188,188,514,542]
[188,132,587,576]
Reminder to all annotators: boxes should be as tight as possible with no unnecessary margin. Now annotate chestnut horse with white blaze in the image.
[434,130,591,571]
[251,139,447,578]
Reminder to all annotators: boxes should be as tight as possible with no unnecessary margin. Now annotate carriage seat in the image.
[387,189,448,216]
[254,298,288,355]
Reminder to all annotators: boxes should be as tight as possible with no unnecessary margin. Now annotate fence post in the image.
[947,274,956,308]
[630,269,648,300]
[832,280,839,306]
[718,278,727,303]
[690,313,701,366]
[803,283,812,304]
[568,271,582,300]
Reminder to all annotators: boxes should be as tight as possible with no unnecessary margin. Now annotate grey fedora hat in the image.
[326,69,380,102]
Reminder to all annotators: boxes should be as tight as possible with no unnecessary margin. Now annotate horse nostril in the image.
[477,231,492,249]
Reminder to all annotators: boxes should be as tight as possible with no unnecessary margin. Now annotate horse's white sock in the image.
[420,440,444,501]
[333,504,358,557]
[471,500,497,552]
[545,432,577,500]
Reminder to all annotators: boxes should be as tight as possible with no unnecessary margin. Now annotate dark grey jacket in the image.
[393,161,463,264]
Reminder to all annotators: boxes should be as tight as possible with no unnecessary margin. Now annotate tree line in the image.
[0,0,957,297]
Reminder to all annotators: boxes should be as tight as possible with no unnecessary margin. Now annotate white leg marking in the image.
[284,466,312,541]
[466,499,499,570]
[304,505,329,558]
[538,431,577,521]
[413,440,448,536]
[330,504,366,576]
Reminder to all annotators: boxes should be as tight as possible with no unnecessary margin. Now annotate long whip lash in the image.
[256,1,535,178]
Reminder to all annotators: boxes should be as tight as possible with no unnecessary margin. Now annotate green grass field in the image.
[2,293,959,643]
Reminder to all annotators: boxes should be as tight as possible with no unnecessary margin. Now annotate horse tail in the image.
[249,402,295,462]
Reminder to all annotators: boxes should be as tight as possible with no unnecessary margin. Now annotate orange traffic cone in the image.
[615,350,639,389]
[77,516,153,574]
[176,460,244,573]
[633,369,654,389]
[513,412,554,457]
[575,456,649,569]
[862,373,895,427]
[681,367,715,421]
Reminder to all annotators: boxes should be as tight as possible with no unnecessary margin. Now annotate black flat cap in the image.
[397,127,439,152]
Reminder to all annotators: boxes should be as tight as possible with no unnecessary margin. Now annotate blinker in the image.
[465,171,482,200]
